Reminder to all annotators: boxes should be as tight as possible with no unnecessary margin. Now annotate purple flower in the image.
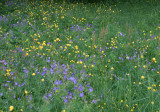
[79,92,84,98]
[64,75,66,80]
[69,95,72,99]
[63,69,68,75]
[23,70,29,74]
[64,98,68,103]
[53,87,59,92]
[50,68,54,74]
[4,61,7,65]
[68,77,76,84]
[87,84,90,87]
[48,93,52,97]
[74,87,77,90]
[0,93,3,96]
[43,67,47,71]
[10,72,14,76]
[42,72,46,76]
[79,85,83,91]
[55,80,62,85]
[89,88,93,92]
[68,92,72,95]
[92,99,97,103]
[15,82,18,85]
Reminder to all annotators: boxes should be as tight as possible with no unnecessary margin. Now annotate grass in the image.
[0,0,160,111]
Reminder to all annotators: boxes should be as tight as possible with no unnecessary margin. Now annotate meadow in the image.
[0,0,160,111]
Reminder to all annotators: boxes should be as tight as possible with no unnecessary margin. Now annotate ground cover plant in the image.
[0,0,160,111]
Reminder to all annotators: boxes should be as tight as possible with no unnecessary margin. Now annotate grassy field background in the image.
[0,0,160,111]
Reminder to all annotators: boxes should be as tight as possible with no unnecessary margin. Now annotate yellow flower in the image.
[20,109,23,111]
[62,110,65,112]
[9,106,14,111]
[32,73,36,76]
[152,58,156,61]
[25,90,28,94]
[143,65,146,68]
[111,67,114,70]
[151,101,154,105]
[121,100,123,102]
[75,45,78,49]
[91,65,94,67]
[141,76,144,79]
[148,87,151,90]
[80,61,83,64]
[41,79,44,82]
[61,16,64,19]
[26,52,29,56]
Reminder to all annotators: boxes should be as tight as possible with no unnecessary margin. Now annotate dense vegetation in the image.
[0,0,160,111]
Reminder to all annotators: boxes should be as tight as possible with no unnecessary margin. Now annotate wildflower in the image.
[92,99,97,103]
[62,110,65,112]
[41,79,44,82]
[104,103,106,105]
[126,56,129,59]
[131,109,133,111]
[152,58,156,61]
[143,65,147,68]
[75,45,78,49]
[141,76,144,79]
[89,88,93,92]
[98,105,100,108]
[25,90,28,94]
[61,16,64,19]
[9,106,14,111]
[55,80,62,85]
[121,100,123,102]
[20,109,23,111]
[151,101,154,105]
[148,87,151,90]
[79,85,83,91]
[32,73,36,76]
[53,87,59,92]
[64,98,68,103]
[111,67,114,70]
[79,92,84,98]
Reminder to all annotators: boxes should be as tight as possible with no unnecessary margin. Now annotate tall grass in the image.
[0,0,160,111]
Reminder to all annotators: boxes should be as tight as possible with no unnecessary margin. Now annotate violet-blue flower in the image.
[79,92,84,98]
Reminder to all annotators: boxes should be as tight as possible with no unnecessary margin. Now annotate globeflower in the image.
[9,106,14,111]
